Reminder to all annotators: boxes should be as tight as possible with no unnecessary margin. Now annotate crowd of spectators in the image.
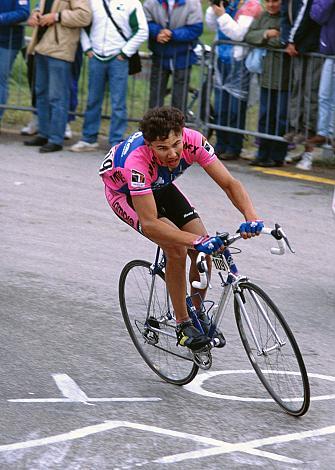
[0,0,334,170]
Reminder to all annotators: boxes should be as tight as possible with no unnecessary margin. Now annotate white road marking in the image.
[8,398,162,403]
[1,420,335,465]
[8,374,161,404]
[53,374,89,403]
[184,369,335,402]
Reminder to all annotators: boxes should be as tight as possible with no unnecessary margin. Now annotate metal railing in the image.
[1,36,334,158]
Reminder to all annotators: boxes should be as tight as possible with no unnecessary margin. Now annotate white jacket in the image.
[206,3,262,60]
[81,0,148,58]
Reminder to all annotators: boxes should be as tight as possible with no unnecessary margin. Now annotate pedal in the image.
[211,332,226,349]
[143,317,160,345]
[193,347,212,370]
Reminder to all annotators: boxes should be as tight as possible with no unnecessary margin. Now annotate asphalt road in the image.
[1,134,335,469]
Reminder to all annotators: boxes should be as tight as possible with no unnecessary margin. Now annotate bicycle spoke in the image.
[119,260,198,385]
[235,282,309,416]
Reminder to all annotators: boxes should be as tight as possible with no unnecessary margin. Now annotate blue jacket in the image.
[143,0,203,70]
[310,0,335,55]
[281,0,320,52]
[0,0,30,49]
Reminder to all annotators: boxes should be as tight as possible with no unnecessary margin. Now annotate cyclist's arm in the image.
[204,160,259,221]
[131,193,199,247]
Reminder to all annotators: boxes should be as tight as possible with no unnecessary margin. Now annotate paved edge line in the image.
[251,167,335,185]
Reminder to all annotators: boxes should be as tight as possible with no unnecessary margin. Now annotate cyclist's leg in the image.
[105,188,194,321]
[182,217,212,311]
[138,216,210,350]
[156,221,189,324]
[106,186,210,349]
[153,184,208,311]
[153,183,212,324]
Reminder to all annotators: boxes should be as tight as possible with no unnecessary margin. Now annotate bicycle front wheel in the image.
[119,260,198,385]
[234,282,310,416]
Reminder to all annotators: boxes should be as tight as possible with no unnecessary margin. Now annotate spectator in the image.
[245,0,290,167]
[206,0,263,161]
[70,0,148,153]
[143,0,203,114]
[0,0,30,127]
[21,43,83,139]
[24,0,91,153]
[296,0,335,170]
[281,0,321,144]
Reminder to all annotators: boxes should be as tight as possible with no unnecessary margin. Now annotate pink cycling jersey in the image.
[99,127,217,197]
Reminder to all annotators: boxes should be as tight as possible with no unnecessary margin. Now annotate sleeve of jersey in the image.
[195,134,218,168]
[126,161,153,197]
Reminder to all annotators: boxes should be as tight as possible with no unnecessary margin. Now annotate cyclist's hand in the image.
[193,235,224,254]
[239,220,264,239]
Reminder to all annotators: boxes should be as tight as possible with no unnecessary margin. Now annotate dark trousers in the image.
[257,88,288,163]
[149,60,191,114]
[214,59,247,155]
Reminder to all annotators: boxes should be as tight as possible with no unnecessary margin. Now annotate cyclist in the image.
[99,106,263,351]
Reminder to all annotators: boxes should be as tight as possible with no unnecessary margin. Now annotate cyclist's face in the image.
[149,131,184,170]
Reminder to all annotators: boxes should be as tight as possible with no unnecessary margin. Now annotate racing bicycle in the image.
[119,224,310,416]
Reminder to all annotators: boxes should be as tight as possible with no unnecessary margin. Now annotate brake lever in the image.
[277,226,295,254]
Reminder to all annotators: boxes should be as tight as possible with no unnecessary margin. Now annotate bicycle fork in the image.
[235,288,286,356]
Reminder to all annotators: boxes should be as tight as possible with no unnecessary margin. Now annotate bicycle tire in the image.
[119,259,198,385]
[234,281,310,416]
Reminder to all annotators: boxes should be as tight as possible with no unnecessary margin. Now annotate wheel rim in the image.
[120,261,197,384]
[236,283,309,415]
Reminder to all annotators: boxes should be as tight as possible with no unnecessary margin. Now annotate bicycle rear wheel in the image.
[234,281,310,416]
[119,260,198,385]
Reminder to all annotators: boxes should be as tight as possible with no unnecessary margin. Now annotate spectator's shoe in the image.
[285,153,302,164]
[258,160,284,167]
[218,152,240,161]
[250,160,283,167]
[176,320,210,351]
[21,118,38,136]
[296,152,313,171]
[249,159,264,166]
[39,143,63,153]
[64,123,73,140]
[24,136,48,146]
[70,140,99,152]
[306,135,327,147]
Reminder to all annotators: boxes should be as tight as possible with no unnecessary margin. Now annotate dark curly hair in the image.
[139,107,185,142]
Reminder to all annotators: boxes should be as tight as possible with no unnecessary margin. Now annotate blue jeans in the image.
[82,56,128,146]
[0,46,20,121]
[257,88,288,163]
[35,54,71,145]
[214,59,247,155]
[318,58,335,137]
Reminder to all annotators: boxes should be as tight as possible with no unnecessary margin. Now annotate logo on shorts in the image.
[183,210,196,218]
[131,169,146,187]
[112,201,134,227]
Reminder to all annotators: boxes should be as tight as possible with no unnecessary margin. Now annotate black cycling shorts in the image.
[106,183,199,233]
[153,183,199,228]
